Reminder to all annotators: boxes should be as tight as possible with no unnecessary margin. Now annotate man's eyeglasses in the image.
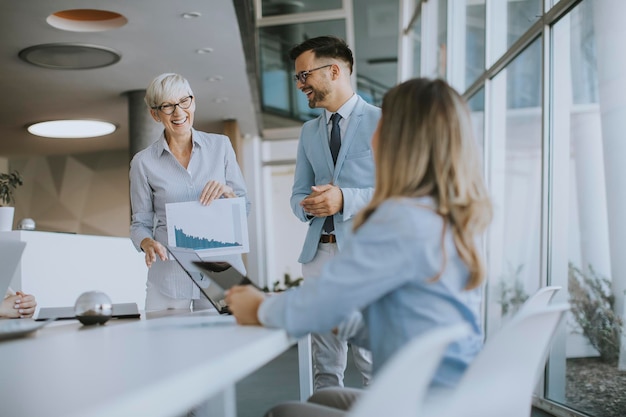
[293,64,332,84]
[153,95,194,115]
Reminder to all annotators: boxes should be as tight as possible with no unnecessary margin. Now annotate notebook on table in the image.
[35,302,140,321]
[167,246,259,315]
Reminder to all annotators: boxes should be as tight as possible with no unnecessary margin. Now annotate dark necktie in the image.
[323,113,342,233]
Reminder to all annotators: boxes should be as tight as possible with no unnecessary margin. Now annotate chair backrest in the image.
[427,304,569,417]
[346,323,470,417]
[517,285,561,316]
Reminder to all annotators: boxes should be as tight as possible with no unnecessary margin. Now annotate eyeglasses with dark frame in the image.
[152,95,194,115]
[293,64,332,84]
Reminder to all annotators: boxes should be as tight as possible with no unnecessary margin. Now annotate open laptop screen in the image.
[0,241,27,296]
[167,246,254,315]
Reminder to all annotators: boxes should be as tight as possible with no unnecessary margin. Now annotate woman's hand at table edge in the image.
[0,291,37,318]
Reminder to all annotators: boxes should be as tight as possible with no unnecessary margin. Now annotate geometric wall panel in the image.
[10,150,131,237]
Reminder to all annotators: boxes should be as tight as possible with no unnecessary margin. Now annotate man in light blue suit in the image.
[289,36,381,391]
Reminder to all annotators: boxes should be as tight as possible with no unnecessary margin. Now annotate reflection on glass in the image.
[411,15,421,78]
[465,1,485,90]
[437,0,448,78]
[261,0,342,17]
[259,21,345,125]
[549,2,625,416]
[487,38,542,338]
[354,1,399,105]
[467,88,484,159]
[489,0,541,67]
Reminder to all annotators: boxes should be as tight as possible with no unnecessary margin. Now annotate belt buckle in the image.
[320,234,336,244]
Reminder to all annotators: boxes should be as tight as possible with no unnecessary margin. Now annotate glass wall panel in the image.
[410,12,421,78]
[437,0,448,78]
[489,0,541,67]
[464,1,485,89]
[259,20,345,125]
[261,0,342,17]
[354,0,399,105]
[467,87,485,158]
[486,38,542,337]
[548,1,626,416]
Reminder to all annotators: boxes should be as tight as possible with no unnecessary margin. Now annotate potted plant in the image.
[0,170,23,231]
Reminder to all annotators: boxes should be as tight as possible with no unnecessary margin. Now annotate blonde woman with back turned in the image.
[226,78,493,416]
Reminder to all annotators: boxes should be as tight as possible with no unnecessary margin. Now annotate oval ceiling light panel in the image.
[47,9,128,32]
[27,120,116,138]
[19,43,121,69]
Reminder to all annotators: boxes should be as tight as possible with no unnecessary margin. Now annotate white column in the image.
[125,89,162,158]
[571,109,611,278]
[242,134,267,288]
[593,0,626,314]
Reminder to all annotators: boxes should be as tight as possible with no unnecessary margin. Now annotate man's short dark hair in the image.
[289,36,354,74]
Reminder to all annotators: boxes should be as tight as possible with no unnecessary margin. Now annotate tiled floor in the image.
[236,345,554,417]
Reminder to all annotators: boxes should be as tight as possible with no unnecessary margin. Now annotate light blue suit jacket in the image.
[291,95,381,264]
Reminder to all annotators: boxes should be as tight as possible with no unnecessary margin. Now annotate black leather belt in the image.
[320,234,337,243]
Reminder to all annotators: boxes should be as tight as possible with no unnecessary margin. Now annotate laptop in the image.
[36,302,140,321]
[0,240,55,340]
[167,246,259,315]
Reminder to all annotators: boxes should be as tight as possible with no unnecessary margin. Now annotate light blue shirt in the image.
[129,128,249,299]
[259,196,484,388]
[323,93,358,143]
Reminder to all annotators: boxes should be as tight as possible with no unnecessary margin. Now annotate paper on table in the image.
[165,197,249,256]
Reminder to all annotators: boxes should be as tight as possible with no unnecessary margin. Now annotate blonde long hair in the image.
[353,78,492,289]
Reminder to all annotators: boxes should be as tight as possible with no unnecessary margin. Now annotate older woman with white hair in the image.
[130,73,249,313]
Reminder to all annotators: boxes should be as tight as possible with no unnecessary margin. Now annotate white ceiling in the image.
[0,0,258,157]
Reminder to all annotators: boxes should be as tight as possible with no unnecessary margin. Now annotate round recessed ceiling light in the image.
[207,75,223,82]
[196,47,214,54]
[27,120,116,138]
[47,9,128,32]
[19,43,121,70]
[182,12,202,19]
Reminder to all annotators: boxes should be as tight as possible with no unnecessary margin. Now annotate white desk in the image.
[0,311,293,417]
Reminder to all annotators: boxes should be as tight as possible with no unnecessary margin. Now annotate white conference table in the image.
[0,310,294,417]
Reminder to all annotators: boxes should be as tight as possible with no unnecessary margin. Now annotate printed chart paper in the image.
[165,197,249,256]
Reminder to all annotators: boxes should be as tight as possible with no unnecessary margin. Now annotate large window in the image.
[485,38,543,337]
[546,2,626,416]
[255,1,626,415]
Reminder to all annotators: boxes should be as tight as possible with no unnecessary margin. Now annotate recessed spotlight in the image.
[27,120,116,138]
[214,97,229,103]
[207,75,223,82]
[196,48,213,54]
[181,12,202,19]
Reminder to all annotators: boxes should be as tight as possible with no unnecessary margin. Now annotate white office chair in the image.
[517,285,561,315]
[345,323,471,417]
[422,304,569,417]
